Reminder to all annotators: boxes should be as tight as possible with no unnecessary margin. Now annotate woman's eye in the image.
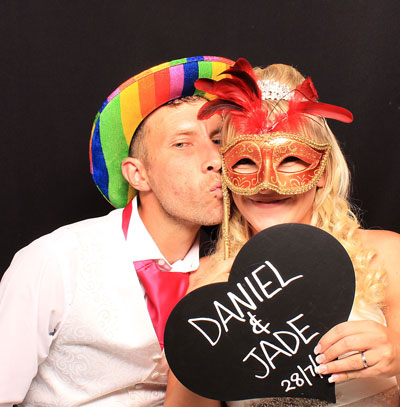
[232,158,257,173]
[278,156,309,173]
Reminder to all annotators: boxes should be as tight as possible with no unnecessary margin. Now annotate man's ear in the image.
[121,157,151,192]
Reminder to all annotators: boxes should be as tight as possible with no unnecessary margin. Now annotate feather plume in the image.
[195,58,353,135]
[196,58,267,133]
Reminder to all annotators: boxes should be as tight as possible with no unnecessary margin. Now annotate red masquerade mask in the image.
[194,58,353,258]
[195,58,352,197]
[222,132,330,195]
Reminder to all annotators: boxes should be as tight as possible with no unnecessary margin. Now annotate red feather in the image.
[295,78,318,101]
[197,99,243,120]
[196,58,267,133]
[195,58,353,135]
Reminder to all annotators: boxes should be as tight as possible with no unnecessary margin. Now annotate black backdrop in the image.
[1,0,399,278]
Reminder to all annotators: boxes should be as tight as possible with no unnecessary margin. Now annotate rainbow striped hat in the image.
[89,56,233,208]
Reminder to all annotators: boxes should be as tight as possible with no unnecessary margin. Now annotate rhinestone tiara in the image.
[257,79,291,101]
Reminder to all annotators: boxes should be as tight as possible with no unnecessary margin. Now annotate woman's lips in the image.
[248,196,290,206]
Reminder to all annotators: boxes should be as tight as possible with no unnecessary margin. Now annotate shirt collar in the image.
[126,197,199,273]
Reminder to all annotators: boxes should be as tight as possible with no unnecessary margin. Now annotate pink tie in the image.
[122,200,189,349]
[134,260,189,349]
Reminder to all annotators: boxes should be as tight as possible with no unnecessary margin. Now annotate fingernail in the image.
[328,374,339,383]
[314,344,321,355]
[315,364,327,374]
[315,354,326,364]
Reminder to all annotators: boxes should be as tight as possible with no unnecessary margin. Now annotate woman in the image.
[165,59,400,406]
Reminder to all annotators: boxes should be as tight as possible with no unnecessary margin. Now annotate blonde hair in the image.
[213,64,385,308]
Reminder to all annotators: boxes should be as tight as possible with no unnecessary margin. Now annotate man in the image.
[0,56,233,406]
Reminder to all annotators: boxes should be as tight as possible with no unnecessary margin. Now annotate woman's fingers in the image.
[313,320,398,382]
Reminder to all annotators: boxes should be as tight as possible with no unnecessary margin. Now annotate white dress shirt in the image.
[0,197,199,406]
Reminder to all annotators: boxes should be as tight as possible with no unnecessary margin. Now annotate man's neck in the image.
[137,197,199,264]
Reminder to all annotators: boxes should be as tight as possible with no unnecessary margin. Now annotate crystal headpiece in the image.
[257,79,290,101]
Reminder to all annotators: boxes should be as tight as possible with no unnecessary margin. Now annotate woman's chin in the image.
[250,218,287,235]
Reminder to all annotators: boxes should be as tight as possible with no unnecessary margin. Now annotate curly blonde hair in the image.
[212,63,385,308]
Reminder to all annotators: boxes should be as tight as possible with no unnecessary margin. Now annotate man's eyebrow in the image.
[173,130,197,136]
[210,127,222,137]
[172,125,222,137]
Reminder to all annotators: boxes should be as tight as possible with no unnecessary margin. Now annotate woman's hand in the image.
[314,320,400,383]
[188,256,234,293]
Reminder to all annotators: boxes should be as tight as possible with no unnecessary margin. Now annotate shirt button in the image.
[157,259,165,266]
[151,372,159,379]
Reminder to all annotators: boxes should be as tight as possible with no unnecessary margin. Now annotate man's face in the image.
[143,100,223,226]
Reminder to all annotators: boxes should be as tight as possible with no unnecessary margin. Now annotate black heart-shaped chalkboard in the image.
[165,223,355,403]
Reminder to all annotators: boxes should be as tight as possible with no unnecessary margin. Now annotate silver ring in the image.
[361,351,369,368]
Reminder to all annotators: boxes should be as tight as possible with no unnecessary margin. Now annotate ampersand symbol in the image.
[247,311,271,335]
